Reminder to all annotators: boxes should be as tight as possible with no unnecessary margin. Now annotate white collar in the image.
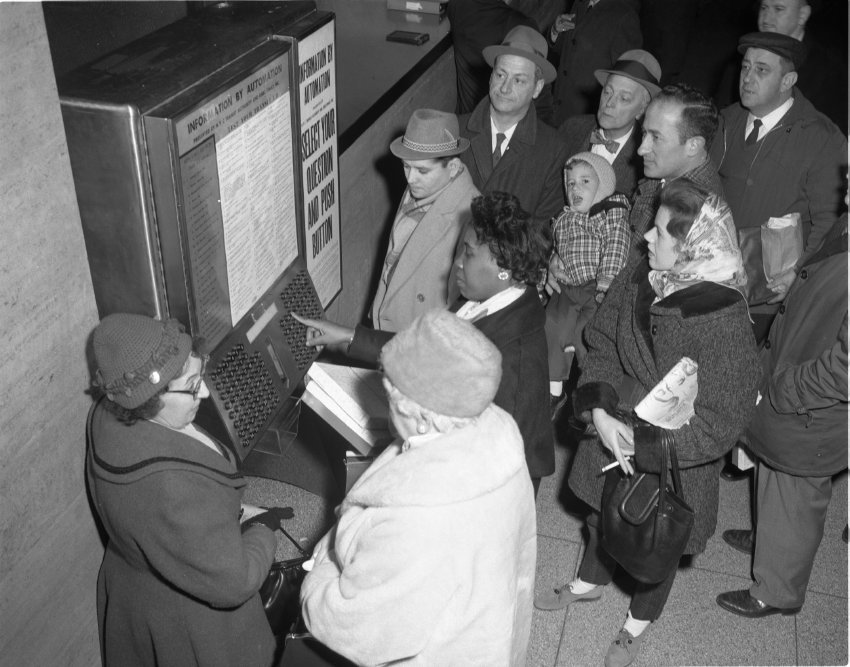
[591,125,634,163]
[456,285,526,322]
[747,97,794,139]
[490,116,519,152]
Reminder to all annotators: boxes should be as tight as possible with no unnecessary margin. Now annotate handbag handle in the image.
[657,430,683,509]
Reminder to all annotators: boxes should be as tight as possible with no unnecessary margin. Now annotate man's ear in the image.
[532,78,545,100]
[781,71,798,93]
[685,135,706,157]
[448,157,462,177]
[799,3,812,29]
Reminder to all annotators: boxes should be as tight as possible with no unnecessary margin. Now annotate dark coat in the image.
[558,113,643,198]
[459,98,569,229]
[568,256,760,554]
[550,0,642,125]
[349,288,554,478]
[628,157,724,240]
[747,215,848,477]
[87,401,277,667]
[710,90,848,267]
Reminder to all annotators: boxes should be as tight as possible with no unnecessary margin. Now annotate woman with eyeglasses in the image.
[86,313,288,667]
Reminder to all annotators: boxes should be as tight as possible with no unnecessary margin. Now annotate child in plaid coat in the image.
[546,151,630,408]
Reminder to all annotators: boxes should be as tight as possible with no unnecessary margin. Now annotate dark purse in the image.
[600,429,694,584]
[260,526,311,635]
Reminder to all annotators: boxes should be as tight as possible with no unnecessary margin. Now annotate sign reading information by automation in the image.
[298,20,341,307]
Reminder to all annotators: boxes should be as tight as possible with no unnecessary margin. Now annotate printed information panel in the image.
[176,54,298,347]
[298,20,341,307]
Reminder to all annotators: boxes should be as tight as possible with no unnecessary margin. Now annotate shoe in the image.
[604,629,645,667]
[716,589,801,618]
[534,582,603,610]
[550,392,569,423]
[842,525,848,543]
[720,462,751,481]
[722,529,754,554]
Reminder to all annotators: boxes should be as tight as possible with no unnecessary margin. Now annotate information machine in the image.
[59,2,342,491]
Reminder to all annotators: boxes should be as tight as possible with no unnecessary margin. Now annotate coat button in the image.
[651,324,658,335]
[417,294,425,302]
[800,269,808,279]
[764,340,771,349]
[779,304,786,314]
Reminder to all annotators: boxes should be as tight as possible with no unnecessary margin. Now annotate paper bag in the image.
[762,212,803,283]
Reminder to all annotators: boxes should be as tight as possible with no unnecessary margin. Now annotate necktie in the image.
[590,128,618,154]
[745,119,763,146]
[492,132,506,167]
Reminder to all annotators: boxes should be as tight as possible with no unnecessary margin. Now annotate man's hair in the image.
[654,83,720,148]
[657,178,711,243]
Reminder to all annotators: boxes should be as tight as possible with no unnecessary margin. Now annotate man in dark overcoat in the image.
[717,212,848,618]
[558,49,661,199]
[458,25,570,231]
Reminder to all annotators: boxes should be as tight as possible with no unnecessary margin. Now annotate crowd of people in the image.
[84,1,846,666]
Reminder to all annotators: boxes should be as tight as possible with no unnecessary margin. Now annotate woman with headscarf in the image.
[86,314,291,666]
[535,179,760,667]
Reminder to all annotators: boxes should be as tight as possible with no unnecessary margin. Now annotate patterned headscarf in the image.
[648,194,748,302]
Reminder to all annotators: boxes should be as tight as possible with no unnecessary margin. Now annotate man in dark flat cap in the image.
[710,31,847,344]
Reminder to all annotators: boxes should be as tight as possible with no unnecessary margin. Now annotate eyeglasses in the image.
[167,355,208,400]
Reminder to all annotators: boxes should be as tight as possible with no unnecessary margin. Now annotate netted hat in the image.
[92,313,192,409]
[380,310,502,418]
[566,152,617,205]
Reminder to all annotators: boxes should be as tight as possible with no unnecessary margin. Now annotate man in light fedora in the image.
[370,108,480,332]
[558,49,662,199]
[459,25,569,231]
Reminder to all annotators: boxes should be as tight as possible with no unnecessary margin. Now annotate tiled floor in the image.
[246,422,849,666]
[531,424,849,667]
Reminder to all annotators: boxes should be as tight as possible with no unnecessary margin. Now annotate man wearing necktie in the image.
[558,49,662,199]
[458,26,570,232]
[710,31,847,343]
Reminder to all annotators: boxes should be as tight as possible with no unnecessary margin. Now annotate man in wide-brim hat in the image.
[458,25,570,232]
[558,49,663,200]
[370,108,480,332]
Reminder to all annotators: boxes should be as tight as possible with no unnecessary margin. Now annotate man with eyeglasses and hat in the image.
[458,25,570,232]
[370,108,480,333]
[559,49,662,199]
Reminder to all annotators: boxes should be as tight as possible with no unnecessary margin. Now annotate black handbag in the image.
[600,430,694,584]
[260,526,311,635]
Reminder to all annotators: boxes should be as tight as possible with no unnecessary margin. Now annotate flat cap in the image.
[738,31,807,70]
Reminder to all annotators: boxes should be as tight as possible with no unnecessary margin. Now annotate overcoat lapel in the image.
[381,177,468,305]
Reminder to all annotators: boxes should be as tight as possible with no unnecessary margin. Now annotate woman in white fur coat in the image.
[300,310,537,666]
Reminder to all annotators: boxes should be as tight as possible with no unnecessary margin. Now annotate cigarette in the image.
[601,458,631,472]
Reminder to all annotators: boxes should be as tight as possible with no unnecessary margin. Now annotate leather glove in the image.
[241,506,294,533]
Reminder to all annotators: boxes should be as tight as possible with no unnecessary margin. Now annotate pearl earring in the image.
[417,423,427,434]
[497,270,510,281]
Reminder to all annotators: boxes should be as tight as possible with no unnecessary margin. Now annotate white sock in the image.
[623,610,651,637]
[568,577,597,594]
[550,381,564,397]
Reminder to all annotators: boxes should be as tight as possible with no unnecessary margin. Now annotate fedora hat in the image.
[482,25,557,84]
[390,109,470,161]
[594,49,662,97]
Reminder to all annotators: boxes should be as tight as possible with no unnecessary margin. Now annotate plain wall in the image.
[0,3,103,665]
